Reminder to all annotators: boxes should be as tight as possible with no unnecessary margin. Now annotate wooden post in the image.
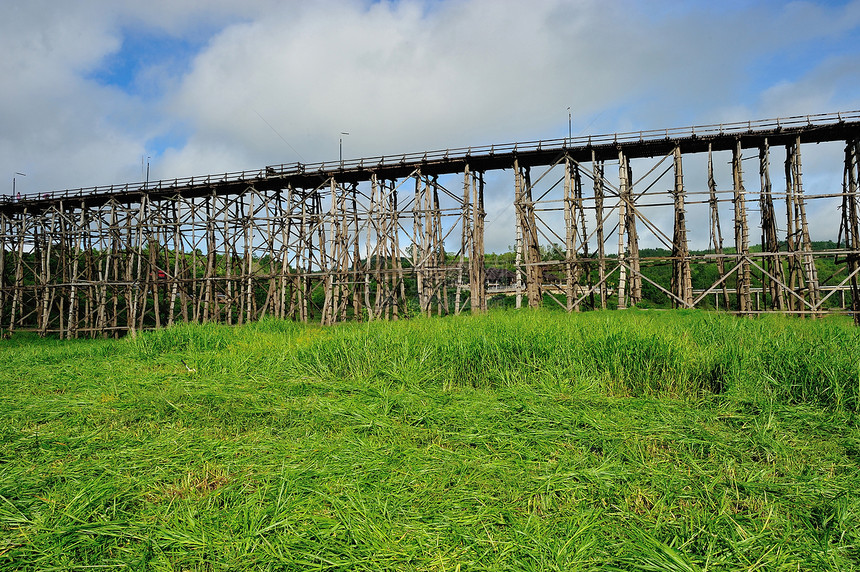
[593,153,607,309]
[564,155,577,312]
[9,211,27,332]
[844,139,860,324]
[708,145,730,310]
[617,151,628,310]
[618,150,641,307]
[470,170,486,314]
[0,213,6,329]
[516,162,542,308]
[671,146,693,308]
[788,137,821,312]
[575,163,591,309]
[758,140,787,310]
[514,160,524,309]
[732,140,751,314]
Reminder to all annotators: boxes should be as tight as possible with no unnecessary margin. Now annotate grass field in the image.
[2,309,860,570]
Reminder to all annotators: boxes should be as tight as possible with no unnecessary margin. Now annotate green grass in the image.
[2,310,860,570]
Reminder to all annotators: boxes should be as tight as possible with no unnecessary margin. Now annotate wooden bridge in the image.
[2,111,860,337]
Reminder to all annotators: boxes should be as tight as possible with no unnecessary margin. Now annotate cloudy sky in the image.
[2,0,859,249]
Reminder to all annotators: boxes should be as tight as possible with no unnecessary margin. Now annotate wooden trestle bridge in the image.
[2,111,860,337]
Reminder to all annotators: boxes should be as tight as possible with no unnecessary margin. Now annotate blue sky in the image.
[1,0,859,249]
[88,29,205,98]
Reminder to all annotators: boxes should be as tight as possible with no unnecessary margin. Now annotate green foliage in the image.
[1,311,860,570]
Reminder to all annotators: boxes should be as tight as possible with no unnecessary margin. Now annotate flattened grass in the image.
[1,310,859,570]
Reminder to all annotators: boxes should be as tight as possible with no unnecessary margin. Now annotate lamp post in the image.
[568,107,572,142]
[13,172,25,198]
[339,132,349,163]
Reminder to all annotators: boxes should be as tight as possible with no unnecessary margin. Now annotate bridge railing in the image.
[3,110,858,206]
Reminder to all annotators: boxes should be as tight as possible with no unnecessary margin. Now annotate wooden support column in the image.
[617,150,640,307]
[575,163,591,309]
[167,198,183,326]
[514,162,524,309]
[593,153,607,309]
[759,140,786,310]
[203,193,217,323]
[8,212,27,332]
[732,140,751,314]
[0,213,7,329]
[707,145,731,310]
[322,177,355,325]
[515,160,542,308]
[563,155,578,312]
[350,183,362,320]
[455,169,470,315]
[616,152,628,310]
[843,139,860,324]
[242,190,254,325]
[469,170,486,314]
[563,157,587,311]
[38,208,54,335]
[671,146,693,308]
[787,138,821,312]
[66,204,86,338]
[132,197,148,334]
[222,195,235,325]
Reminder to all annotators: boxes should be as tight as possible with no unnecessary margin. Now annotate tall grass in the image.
[133,310,859,410]
[1,309,859,570]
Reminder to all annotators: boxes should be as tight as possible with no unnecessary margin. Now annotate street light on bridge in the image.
[340,132,349,163]
[12,172,25,199]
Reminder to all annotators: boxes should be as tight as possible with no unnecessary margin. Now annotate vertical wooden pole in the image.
[563,155,576,312]
[470,170,486,314]
[708,145,730,310]
[39,209,55,335]
[789,137,821,312]
[843,139,860,324]
[784,145,801,311]
[624,157,641,305]
[456,167,471,315]
[66,205,86,338]
[616,151,628,310]
[592,153,607,309]
[412,173,425,313]
[575,163,591,309]
[671,146,693,308]
[0,213,6,329]
[759,140,786,310]
[393,180,405,319]
[350,182,362,320]
[516,163,542,308]
[9,211,27,332]
[732,140,751,314]
[514,160,524,309]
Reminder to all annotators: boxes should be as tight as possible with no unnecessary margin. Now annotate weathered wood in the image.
[707,145,731,310]
[592,152,607,309]
[469,169,486,314]
[788,138,821,311]
[563,155,577,311]
[758,140,786,310]
[671,146,693,308]
[732,140,751,314]
[1,112,858,336]
[844,139,860,324]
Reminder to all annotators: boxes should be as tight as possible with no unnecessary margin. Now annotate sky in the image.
[2,0,860,251]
